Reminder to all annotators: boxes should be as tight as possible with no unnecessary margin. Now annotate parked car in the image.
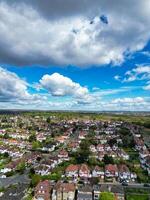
[143,183,150,187]
[122,182,128,186]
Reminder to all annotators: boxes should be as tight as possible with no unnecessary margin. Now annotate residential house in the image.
[139,149,149,159]
[105,164,118,178]
[77,185,93,200]
[34,180,51,200]
[99,184,125,200]
[52,182,76,200]
[78,131,86,140]
[79,164,91,178]
[117,149,129,160]
[118,164,130,182]
[93,185,101,200]
[68,142,79,152]
[65,164,79,178]
[97,144,104,152]
[97,152,105,161]
[90,145,97,153]
[92,166,104,179]
[58,150,69,161]
[34,164,51,176]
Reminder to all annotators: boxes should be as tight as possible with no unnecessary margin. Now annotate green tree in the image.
[3,152,9,158]
[77,139,91,163]
[46,117,51,123]
[30,174,41,187]
[103,154,114,164]
[29,134,36,142]
[3,133,9,139]
[32,141,42,150]
[88,157,98,166]
[16,161,26,174]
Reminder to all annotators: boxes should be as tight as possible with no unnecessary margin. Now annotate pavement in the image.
[0,183,28,200]
[0,174,30,188]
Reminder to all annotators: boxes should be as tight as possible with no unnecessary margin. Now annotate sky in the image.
[0,0,150,111]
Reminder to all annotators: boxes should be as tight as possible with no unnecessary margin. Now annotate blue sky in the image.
[0,0,150,111]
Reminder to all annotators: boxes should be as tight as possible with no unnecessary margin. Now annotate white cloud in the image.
[0,1,150,66]
[112,97,144,104]
[109,97,150,111]
[40,73,89,98]
[123,65,150,82]
[0,66,30,102]
[143,81,150,90]
[115,65,150,90]
[69,96,150,111]
[114,75,121,81]
[120,65,150,90]
[141,51,150,57]
[0,67,47,106]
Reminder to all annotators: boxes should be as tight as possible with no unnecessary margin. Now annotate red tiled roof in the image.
[118,164,130,173]
[105,164,118,172]
[66,164,79,172]
[79,164,90,173]
[55,182,76,192]
[35,180,51,200]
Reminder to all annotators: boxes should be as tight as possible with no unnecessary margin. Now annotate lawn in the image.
[126,194,149,200]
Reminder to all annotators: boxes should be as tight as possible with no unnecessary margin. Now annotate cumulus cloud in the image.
[40,73,88,98]
[0,0,150,66]
[0,67,47,106]
[0,67,30,102]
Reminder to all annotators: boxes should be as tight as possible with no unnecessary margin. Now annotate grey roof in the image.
[77,192,93,200]
[100,184,124,194]
[111,185,124,194]
[78,185,93,193]
[93,185,101,192]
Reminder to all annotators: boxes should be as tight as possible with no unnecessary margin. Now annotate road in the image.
[0,174,30,188]
[98,182,150,188]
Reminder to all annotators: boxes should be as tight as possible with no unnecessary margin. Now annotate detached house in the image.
[58,150,69,161]
[90,145,97,153]
[117,149,129,160]
[68,142,79,152]
[118,164,131,182]
[97,144,104,152]
[139,149,149,159]
[34,180,51,200]
[65,164,79,178]
[79,164,91,178]
[105,164,118,178]
[79,131,86,140]
[98,152,105,161]
[92,166,104,179]
[134,138,146,151]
